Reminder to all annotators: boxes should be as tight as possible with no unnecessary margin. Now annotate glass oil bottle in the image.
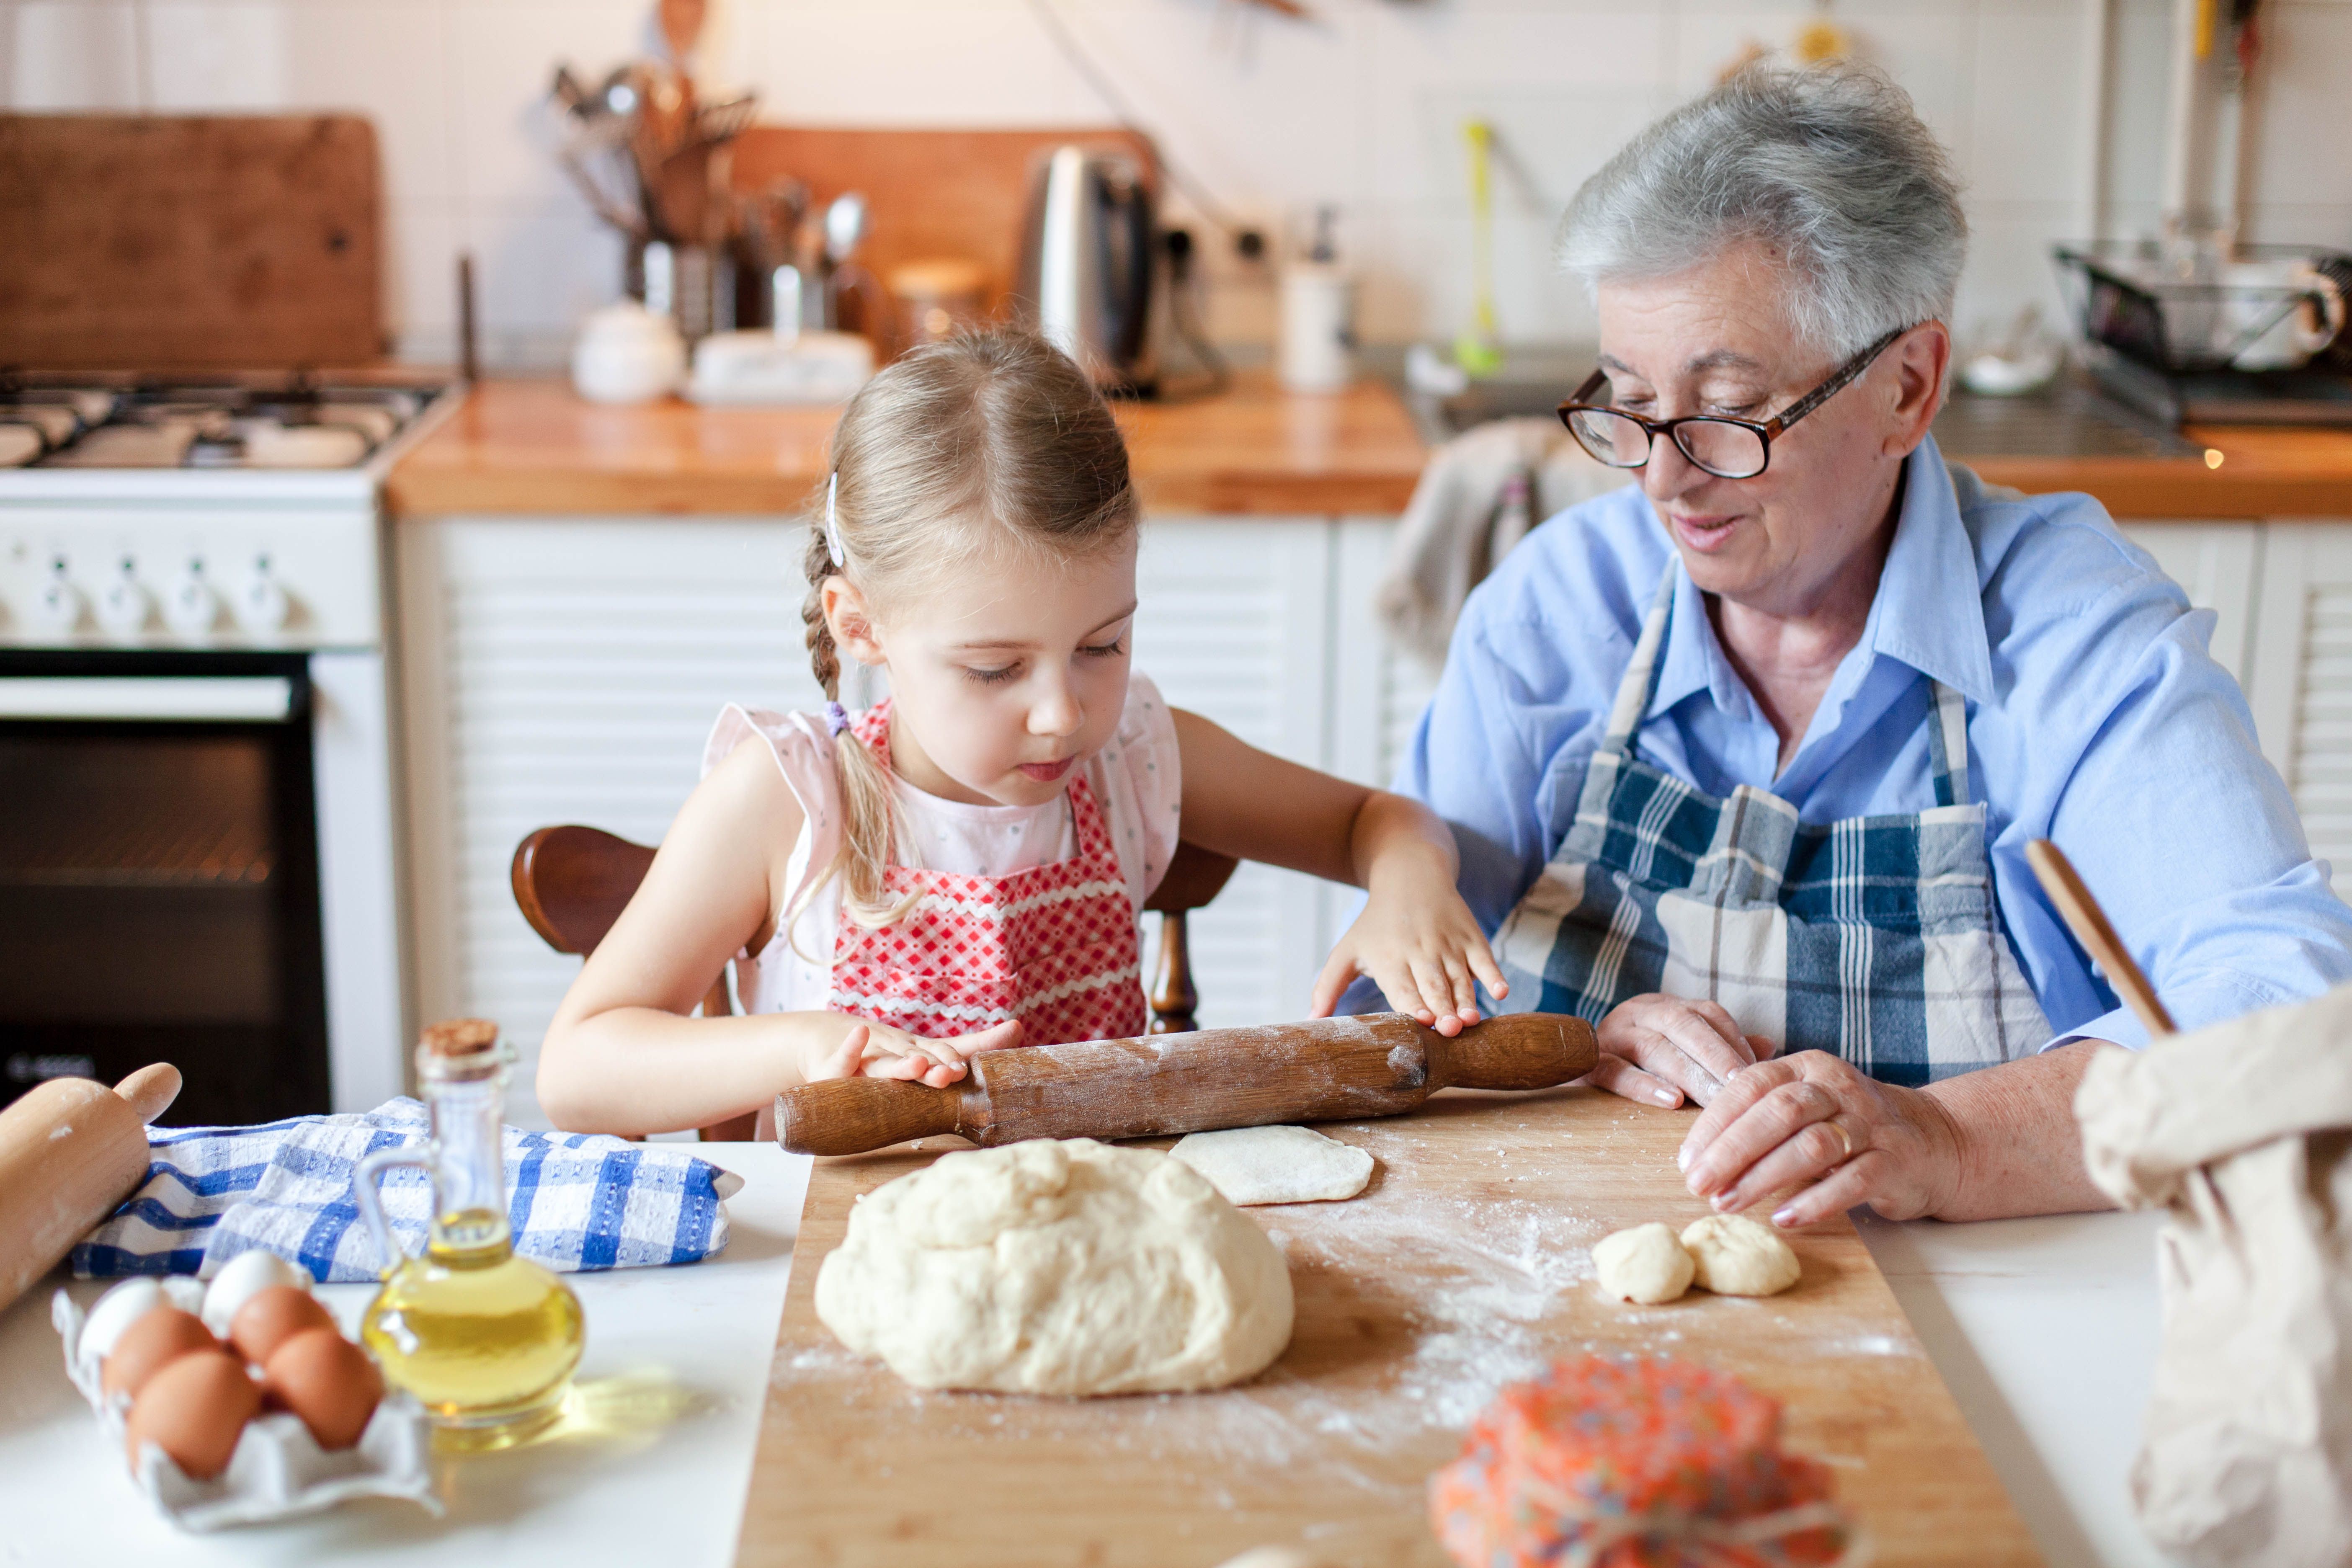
[357,1018,585,1450]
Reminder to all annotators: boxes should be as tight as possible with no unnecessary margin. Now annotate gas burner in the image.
[0,377,444,470]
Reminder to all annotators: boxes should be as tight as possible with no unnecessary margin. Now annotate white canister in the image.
[1279,262,1357,393]
[571,302,687,405]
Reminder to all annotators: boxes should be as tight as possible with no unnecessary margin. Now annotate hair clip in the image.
[823,471,845,567]
[824,700,851,738]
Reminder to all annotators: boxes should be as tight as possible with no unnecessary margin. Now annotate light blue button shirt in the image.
[1372,435,2352,1051]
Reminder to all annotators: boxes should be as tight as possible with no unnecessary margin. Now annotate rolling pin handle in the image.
[113,1063,182,1124]
[1430,1013,1600,1091]
[774,1078,965,1157]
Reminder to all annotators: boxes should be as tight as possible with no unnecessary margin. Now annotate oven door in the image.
[0,651,330,1124]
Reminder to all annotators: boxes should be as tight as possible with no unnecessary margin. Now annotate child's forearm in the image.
[536,1007,846,1137]
[1349,790,1461,891]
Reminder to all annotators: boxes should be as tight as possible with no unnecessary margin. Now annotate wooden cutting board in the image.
[0,114,383,371]
[735,1088,2041,1567]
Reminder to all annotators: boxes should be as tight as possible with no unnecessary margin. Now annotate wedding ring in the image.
[1827,1118,1856,1163]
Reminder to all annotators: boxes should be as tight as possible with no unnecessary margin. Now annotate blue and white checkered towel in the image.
[73,1099,741,1283]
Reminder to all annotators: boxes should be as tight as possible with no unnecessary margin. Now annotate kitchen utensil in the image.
[1456,120,1503,379]
[743,1091,2039,1567]
[0,1063,181,1313]
[2025,838,2176,1037]
[2055,241,2352,375]
[823,191,869,266]
[1016,144,1158,394]
[658,0,706,66]
[771,1011,1597,1157]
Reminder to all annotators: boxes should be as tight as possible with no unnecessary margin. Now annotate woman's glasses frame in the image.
[1555,323,1915,480]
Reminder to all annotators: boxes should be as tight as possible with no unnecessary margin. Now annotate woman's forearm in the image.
[1918,1040,2115,1222]
[536,1008,837,1137]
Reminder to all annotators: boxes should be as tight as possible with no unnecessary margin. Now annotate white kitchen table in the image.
[0,1145,2183,1567]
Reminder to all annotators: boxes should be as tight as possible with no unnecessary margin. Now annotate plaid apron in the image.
[1493,569,2051,1086]
[826,701,1148,1046]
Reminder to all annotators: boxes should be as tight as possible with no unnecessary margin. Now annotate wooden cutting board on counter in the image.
[735,1088,2040,1568]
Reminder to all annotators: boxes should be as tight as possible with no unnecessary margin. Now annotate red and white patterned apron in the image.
[824,701,1148,1046]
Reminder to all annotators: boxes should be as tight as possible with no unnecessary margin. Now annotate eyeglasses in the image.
[1555,324,1914,480]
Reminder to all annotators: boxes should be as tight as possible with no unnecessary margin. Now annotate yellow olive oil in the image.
[361,1207,585,1449]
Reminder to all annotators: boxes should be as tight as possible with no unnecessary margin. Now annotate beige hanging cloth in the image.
[2075,984,2352,1568]
[1376,418,1631,670]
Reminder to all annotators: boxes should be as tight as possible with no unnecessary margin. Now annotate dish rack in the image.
[2053,242,2352,375]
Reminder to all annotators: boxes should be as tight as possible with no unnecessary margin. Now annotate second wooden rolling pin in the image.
[774,1011,1598,1157]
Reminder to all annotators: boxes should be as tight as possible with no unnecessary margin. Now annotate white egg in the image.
[160,1274,208,1315]
[199,1249,306,1338]
[77,1279,167,1370]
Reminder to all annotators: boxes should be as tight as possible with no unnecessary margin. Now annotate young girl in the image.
[537,330,1507,1137]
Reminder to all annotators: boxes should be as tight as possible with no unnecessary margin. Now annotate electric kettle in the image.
[1016,146,1158,395]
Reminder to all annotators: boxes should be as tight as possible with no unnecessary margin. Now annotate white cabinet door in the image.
[1333,516,1436,792]
[399,518,813,1125]
[1134,519,1336,1027]
[2117,521,2262,689]
[2248,521,2352,899]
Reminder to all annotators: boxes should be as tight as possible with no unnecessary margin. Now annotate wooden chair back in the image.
[509,824,1240,1133]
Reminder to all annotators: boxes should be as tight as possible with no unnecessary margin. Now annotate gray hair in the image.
[1556,62,1966,359]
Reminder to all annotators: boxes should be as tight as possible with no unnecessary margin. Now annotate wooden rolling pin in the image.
[0,1064,181,1314]
[774,1012,1597,1157]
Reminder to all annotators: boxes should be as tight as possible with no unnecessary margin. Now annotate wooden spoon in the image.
[2025,838,2176,1037]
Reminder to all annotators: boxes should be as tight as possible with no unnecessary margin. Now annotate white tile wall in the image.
[5,0,2348,365]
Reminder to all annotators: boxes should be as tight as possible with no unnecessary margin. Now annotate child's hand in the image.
[802,1017,1025,1089]
[1310,861,1509,1037]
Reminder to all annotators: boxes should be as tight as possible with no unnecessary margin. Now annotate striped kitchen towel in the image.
[72,1099,742,1282]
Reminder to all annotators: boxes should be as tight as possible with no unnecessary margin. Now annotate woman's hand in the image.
[1588,994,1776,1108]
[799,1016,1024,1089]
[1676,1050,1963,1226]
[1311,852,1509,1036]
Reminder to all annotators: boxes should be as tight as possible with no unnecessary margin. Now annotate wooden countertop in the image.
[736,1091,2038,1568]
[384,374,2352,521]
[384,372,1431,519]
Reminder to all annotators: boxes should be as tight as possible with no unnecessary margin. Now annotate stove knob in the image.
[96,559,152,640]
[163,563,221,642]
[232,558,290,636]
[29,558,83,635]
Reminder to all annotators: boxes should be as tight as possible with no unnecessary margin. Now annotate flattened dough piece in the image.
[1680,1213,1802,1296]
[1169,1124,1375,1206]
[1592,1221,1694,1303]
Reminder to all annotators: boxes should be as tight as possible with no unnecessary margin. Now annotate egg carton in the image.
[53,1285,440,1531]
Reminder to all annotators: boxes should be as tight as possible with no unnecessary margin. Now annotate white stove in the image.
[0,374,463,1124]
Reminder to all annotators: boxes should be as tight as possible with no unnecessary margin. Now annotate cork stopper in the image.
[419,1017,500,1057]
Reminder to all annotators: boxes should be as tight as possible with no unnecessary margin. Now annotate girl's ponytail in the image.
[794,510,916,931]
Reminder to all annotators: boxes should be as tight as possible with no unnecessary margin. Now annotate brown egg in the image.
[124,1351,260,1480]
[228,1285,335,1367]
[101,1307,218,1402]
[263,1327,384,1451]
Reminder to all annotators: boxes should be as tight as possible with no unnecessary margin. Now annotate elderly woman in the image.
[1389,64,2352,1227]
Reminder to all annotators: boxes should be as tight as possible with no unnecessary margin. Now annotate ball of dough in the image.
[815,1138,1295,1396]
[1679,1214,1802,1297]
[1591,1222,1695,1304]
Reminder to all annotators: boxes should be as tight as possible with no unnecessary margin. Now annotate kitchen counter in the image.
[0,1142,2180,1567]
[383,373,1431,519]
[386,372,2352,524]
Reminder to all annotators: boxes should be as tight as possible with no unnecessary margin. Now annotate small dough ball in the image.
[1170,1124,1375,1206]
[815,1138,1294,1396]
[1592,1222,1695,1304]
[1681,1214,1802,1297]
